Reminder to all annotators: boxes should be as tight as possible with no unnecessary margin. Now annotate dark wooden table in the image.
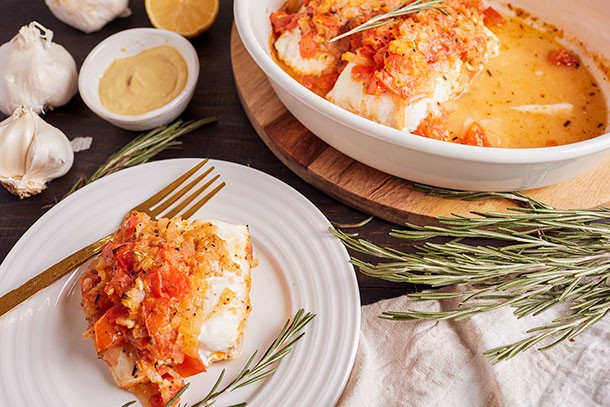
[0,0,413,305]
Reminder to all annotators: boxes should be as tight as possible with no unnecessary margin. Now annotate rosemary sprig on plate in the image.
[165,309,316,407]
[329,0,447,42]
[330,189,610,363]
[67,117,217,196]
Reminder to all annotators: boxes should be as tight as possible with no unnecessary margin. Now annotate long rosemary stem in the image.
[67,117,217,196]
[330,190,610,362]
[329,0,447,42]
[175,309,316,407]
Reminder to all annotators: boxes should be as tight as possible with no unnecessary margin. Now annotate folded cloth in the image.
[338,294,610,406]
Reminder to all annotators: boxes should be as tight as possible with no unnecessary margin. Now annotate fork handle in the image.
[0,234,113,319]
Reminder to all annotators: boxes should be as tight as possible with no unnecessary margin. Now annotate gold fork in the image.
[0,158,225,318]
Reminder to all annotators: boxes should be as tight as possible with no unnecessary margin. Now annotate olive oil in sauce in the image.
[444,16,608,148]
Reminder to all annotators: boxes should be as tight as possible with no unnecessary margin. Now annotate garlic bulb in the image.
[0,22,78,116]
[45,0,131,34]
[0,107,74,198]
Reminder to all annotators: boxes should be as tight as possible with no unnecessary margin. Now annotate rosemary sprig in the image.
[67,117,217,196]
[330,190,610,363]
[329,0,447,42]
[413,183,553,210]
[331,216,374,229]
[165,309,315,407]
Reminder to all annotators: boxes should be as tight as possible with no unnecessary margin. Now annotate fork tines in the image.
[134,159,225,220]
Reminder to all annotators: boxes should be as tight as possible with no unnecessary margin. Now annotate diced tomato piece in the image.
[461,122,491,147]
[94,305,126,351]
[299,72,339,96]
[142,297,175,359]
[106,269,134,301]
[114,246,134,272]
[351,64,374,81]
[118,212,140,237]
[372,47,387,67]
[348,34,364,50]
[548,49,580,68]
[162,269,190,298]
[314,13,338,29]
[174,355,207,377]
[317,72,340,95]
[149,393,165,407]
[143,297,171,335]
[364,76,384,95]
[373,70,397,96]
[147,266,190,299]
[299,31,318,58]
[148,269,165,298]
[357,45,377,62]
[101,243,112,259]
[361,20,392,50]
[270,11,298,35]
[414,112,450,142]
[104,241,135,273]
[482,7,505,27]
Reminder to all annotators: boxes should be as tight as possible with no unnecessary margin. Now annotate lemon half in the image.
[145,0,219,38]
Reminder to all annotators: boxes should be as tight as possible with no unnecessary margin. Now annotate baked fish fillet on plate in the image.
[272,0,500,139]
[80,211,256,407]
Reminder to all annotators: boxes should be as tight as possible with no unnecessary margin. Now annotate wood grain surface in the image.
[231,27,610,225]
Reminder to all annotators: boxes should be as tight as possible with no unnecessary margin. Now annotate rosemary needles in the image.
[67,117,217,196]
[165,309,316,407]
[330,0,447,42]
[331,191,610,363]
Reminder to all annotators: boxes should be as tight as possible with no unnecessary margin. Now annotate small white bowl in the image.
[235,0,610,191]
[79,28,199,131]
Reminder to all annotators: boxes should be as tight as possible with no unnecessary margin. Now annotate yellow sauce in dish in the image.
[444,16,608,148]
[99,45,188,115]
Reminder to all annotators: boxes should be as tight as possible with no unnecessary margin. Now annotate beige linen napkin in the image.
[338,294,610,406]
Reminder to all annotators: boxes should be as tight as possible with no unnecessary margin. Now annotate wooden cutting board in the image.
[230,27,610,225]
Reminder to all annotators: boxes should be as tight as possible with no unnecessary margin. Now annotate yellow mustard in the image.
[99,45,188,115]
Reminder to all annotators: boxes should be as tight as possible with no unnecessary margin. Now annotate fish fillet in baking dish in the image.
[80,211,255,407]
[272,0,500,137]
[272,0,404,76]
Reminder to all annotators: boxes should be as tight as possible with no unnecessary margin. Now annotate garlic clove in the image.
[23,113,74,183]
[45,0,131,34]
[0,108,37,177]
[0,107,74,199]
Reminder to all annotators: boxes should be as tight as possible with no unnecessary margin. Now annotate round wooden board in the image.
[230,27,610,225]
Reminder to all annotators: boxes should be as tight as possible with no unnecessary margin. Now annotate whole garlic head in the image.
[0,107,74,198]
[45,0,131,34]
[0,22,78,116]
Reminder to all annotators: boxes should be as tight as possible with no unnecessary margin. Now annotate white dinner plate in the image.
[0,159,360,406]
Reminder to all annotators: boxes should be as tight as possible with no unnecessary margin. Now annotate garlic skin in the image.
[45,0,131,34]
[0,107,74,198]
[0,22,78,116]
